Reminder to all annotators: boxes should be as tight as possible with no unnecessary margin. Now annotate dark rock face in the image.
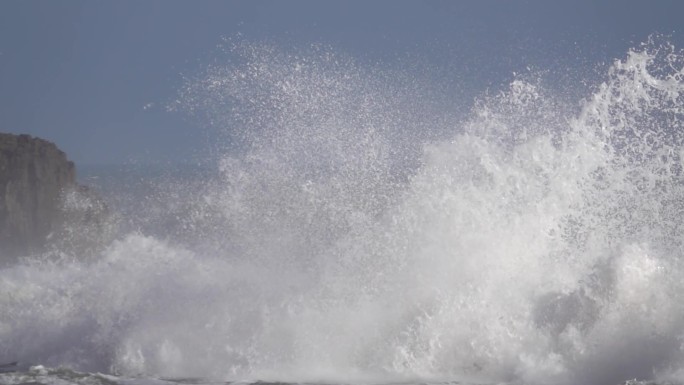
[0,134,76,262]
[0,133,112,265]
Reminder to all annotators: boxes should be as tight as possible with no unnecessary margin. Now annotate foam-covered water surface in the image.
[2,38,684,385]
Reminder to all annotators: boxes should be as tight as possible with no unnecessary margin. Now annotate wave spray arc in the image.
[2,39,684,385]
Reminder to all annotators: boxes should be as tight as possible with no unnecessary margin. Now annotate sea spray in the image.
[1,38,684,385]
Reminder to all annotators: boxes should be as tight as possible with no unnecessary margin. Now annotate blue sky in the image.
[1,0,683,166]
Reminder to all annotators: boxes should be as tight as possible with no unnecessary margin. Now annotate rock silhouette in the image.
[0,133,111,264]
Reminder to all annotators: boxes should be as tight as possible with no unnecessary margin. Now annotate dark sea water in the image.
[2,38,684,385]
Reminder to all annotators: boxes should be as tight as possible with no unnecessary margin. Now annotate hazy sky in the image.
[1,0,683,166]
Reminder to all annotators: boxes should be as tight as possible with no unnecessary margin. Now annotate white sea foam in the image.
[2,37,684,385]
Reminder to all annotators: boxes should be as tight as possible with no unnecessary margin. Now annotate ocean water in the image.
[2,38,684,385]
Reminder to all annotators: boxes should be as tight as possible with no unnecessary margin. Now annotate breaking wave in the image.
[2,37,684,385]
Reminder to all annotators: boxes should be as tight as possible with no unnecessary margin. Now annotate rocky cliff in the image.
[0,133,110,264]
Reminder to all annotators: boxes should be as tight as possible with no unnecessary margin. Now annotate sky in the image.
[1,0,684,166]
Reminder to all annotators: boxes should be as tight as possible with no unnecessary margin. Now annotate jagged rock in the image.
[0,133,76,263]
[0,133,113,265]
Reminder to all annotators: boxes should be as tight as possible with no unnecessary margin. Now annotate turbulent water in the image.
[2,38,684,385]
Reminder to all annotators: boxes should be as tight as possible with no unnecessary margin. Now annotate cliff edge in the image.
[0,133,110,264]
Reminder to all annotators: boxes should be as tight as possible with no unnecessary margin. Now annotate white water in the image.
[2,38,684,385]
